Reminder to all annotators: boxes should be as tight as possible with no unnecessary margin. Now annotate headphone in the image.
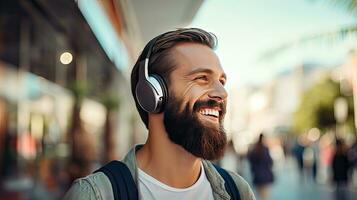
[135,35,168,113]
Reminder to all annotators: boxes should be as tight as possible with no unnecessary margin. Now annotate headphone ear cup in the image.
[135,80,159,113]
[150,74,168,111]
[135,74,167,113]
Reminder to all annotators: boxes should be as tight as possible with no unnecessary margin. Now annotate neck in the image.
[136,115,202,188]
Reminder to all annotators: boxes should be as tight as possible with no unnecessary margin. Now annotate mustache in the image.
[193,99,226,115]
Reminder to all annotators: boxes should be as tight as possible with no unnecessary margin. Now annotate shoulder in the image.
[203,160,256,200]
[227,170,256,200]
[63,172,113,200]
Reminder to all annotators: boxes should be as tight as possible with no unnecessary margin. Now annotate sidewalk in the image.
[268,157,356,200]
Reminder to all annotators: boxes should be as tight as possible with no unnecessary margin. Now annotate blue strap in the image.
[95,161,240,200]
[213,164,241,200]
[94,161,138,200]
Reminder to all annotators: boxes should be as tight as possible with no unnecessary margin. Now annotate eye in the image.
[195,75,208,81]
[220,79,226,86]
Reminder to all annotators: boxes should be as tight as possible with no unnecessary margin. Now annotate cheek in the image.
[170,81,210,112]
[181,85,209,111]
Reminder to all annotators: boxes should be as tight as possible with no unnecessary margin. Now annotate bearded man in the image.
[64,28,255,200]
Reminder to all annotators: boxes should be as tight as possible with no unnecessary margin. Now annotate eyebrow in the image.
[186,67,227,80]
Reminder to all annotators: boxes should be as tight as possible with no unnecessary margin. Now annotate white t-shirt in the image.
[138,164,214,200]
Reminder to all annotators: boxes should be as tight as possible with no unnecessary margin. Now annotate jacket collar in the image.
[122,144,231,200]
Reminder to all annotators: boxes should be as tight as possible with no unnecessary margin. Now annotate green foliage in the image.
[327,0,357,14]
[100,93,120,111]
[69,81,88,103]
[262,25,357,61]
[261,0,357,61]
[293,77,355,133]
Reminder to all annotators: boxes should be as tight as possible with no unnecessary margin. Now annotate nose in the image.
[208,81,228,101]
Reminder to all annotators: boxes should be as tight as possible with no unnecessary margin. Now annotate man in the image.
[64,28,255,200]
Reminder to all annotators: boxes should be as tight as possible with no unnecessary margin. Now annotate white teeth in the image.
[199,109,219,118]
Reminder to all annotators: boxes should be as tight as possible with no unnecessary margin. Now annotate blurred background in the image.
[0,0,356,199]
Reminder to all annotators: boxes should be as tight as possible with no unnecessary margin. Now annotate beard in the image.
[163,96,227,160]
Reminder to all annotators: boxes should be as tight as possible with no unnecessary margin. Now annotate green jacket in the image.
[63,145,255,200]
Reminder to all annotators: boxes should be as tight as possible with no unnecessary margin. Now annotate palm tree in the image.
[261,0,356,60]
[328,0,357,13]
[67,81,90,182]
[261,25,356,60]
[101,94,120,163]
[261,0,357,131]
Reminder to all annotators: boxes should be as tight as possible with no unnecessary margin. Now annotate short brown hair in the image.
[130,28,217,128]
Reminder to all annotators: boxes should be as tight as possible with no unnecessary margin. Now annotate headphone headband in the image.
[145,35,160,59]
[139,35,161,81]
[135,34,168,113]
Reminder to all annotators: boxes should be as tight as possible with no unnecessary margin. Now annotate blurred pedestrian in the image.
[303,141,319,182]
[332,139,350,200]
[248,133,274,200]
[311,140,319,182]
[347,136,357,187]
[292,136,305,179]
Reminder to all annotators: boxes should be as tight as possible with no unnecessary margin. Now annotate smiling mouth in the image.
[198,107,220,123]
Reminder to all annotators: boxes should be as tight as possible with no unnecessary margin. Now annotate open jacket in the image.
[63,145,255,200]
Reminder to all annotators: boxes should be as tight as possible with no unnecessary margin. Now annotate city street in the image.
[1,0,357,199]
[268,158,357,200]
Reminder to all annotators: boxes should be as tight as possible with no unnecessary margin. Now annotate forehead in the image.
[170,43,225,75]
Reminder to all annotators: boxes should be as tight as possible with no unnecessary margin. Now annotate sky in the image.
[189,0,357,89]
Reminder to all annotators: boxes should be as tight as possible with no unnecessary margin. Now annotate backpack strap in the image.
[94,160,138,200]
[213,164,241,200]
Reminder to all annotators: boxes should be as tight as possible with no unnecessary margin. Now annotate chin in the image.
[164,97,227,161]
